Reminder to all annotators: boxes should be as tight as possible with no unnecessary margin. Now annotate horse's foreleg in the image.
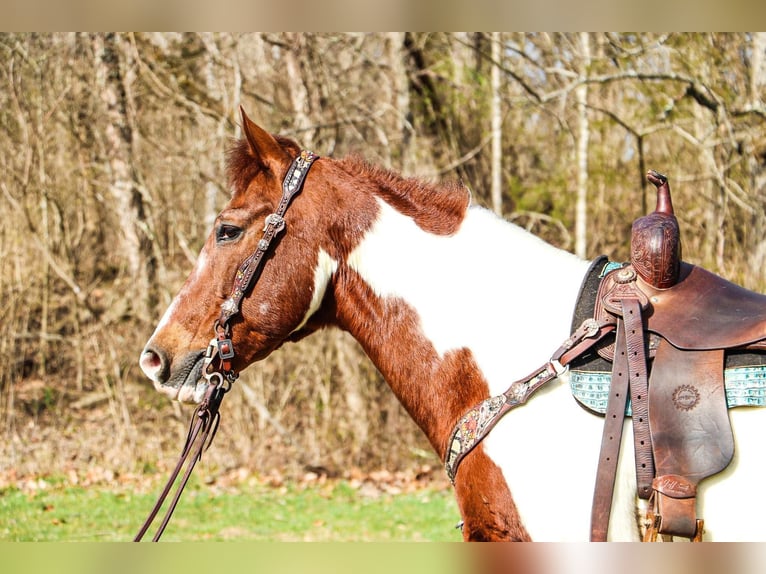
[453,446,532,541]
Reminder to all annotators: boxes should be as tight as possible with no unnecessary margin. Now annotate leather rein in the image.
[134,150,318,541]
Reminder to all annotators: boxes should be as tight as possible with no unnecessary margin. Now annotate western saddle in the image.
[581,170,766,541]
[444,170,766,541]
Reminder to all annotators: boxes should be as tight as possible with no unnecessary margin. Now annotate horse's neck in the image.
[333,198,589,450]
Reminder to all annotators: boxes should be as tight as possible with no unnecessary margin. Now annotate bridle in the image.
[212,149,320,383]
[134,150,319,541]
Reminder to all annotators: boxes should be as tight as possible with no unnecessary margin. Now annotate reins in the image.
[133,371,227,541]
[134,149,318,542]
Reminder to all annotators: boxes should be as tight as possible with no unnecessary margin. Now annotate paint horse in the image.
[140,109,766,541]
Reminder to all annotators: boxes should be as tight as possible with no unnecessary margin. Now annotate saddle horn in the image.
[630,170,682,289]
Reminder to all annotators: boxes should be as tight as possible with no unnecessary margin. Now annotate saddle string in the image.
[134,151,318,542]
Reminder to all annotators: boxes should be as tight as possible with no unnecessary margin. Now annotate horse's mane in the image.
[336,155,470,235]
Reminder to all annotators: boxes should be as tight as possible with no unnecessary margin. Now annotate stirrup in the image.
[643,510,704,542]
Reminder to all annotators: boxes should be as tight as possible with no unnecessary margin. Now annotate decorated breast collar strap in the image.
[444,317,615,483]
[209,150,319,382]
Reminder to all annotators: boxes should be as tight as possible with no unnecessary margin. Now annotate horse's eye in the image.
[216,224,243,244]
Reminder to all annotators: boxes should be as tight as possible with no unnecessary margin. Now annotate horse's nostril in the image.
[140,346,169,384]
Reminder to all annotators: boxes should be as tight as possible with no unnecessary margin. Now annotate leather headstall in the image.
[134,149,318,542]
[211,149,319,384]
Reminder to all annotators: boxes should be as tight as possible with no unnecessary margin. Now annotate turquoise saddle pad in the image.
[570,364,766,415]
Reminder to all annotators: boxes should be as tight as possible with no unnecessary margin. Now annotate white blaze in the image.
[147,250,210,345]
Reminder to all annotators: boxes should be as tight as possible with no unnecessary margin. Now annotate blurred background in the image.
[1,32,765,489]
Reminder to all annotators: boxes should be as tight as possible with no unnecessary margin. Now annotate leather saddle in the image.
[579,171,766,541]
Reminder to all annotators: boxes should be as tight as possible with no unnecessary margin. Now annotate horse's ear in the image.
[239,106,290,172]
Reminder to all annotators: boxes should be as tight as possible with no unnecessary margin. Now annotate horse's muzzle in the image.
[140,346,207,403]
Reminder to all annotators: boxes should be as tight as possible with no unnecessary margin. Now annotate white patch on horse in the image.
[347,198,588,380]
[291,248,338,334]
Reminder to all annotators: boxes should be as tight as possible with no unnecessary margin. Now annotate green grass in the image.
[0,477,463,542]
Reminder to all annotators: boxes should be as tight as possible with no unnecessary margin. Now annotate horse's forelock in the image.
[225,134,302,195]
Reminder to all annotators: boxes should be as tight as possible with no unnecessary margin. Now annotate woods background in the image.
[2,32,766,484]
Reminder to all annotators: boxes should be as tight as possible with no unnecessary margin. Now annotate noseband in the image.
[135,149,318,541]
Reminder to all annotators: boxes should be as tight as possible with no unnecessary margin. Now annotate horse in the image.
[139,108,766,541]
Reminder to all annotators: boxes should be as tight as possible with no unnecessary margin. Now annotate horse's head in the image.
[139,109,337,403]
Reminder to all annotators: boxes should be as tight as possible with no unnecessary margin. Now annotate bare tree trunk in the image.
[196,33,239,231]
[747,32,766,288]
[94,33,156,320]
[35,77,50,377]
[692,103,727,270]
[751,32,765,105]
[333,330,370,461]
[386,32,414,175]
[574,32,591,259]
[490,32,503,216]
[284,33,314,148]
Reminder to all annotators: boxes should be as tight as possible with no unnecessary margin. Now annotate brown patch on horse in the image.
[334,270,526,540]
[455,448,532,541]
[335,157,470,236]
